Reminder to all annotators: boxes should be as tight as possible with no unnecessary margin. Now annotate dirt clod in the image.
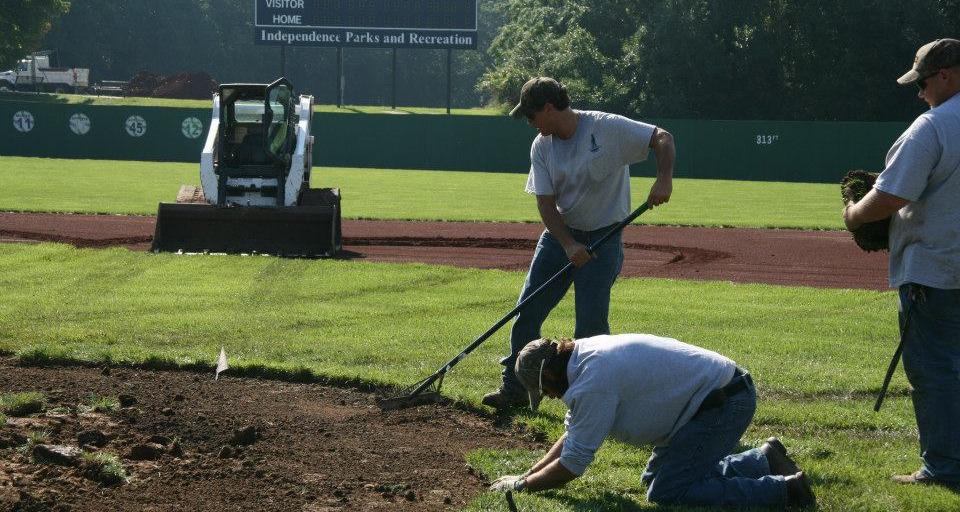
[76,430,108,447]
[229,425,261,446]
[127,443,164,461]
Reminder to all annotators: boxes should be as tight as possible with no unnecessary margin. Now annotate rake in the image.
[377,202,651,410]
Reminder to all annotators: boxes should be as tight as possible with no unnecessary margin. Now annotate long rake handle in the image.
[406,202,651,399]
[874,286,918,412]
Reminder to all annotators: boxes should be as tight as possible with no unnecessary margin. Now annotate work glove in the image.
[489,475,527,492]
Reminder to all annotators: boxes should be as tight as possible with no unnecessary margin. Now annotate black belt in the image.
[567,222,620,236]
[694,368,751,417]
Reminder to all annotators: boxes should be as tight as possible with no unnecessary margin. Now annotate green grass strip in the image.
[0,244,898,397]
[0,156,843,228]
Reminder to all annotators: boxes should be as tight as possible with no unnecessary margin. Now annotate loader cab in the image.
[215,78,297,205]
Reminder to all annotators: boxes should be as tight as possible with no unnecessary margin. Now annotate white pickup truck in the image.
[0,54,90,93]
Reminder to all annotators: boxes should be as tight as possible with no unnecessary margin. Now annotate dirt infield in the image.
[0,212,889,290]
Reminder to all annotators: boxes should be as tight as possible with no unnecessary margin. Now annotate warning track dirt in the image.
[0,212,888,290]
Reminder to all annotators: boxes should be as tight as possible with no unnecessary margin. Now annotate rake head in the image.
[375,374,447,411]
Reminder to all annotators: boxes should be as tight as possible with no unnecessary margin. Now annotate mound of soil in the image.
[0,357,539,511]
[127,70,218,99]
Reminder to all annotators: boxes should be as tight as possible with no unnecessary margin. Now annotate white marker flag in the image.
[215,347,229,380]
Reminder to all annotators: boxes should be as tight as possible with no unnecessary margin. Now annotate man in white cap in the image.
[844,38,960,485]
[489,334,815,507]
[482,77,676,409]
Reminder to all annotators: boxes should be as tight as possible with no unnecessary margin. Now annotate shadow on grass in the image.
[549,491,650,511]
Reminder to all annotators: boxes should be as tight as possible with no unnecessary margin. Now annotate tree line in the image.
[481,0,960,121]
[5,0,960,120]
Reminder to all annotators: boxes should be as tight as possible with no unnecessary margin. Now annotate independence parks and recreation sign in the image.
[255,0,478,49]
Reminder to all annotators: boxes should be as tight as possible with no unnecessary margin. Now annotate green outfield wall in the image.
[0,100,909,183]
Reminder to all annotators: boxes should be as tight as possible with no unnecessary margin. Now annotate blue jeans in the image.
[499,226,624,391]
[641,375,787,507]
[900,283,960,482]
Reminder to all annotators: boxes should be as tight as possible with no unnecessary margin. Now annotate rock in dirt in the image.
[77,429,108,447]
[169,438,184,457]
[217,445,238,459]
[128,443,165,461]
[229,425,261,446]
[33,444,83,466]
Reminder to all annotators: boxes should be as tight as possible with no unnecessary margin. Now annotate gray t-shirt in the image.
[559,334,736,476]
[875,92,960,289]
[524,110,656,231]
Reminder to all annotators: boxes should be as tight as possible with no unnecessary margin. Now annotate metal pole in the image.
[336,47,343,108]
[391,48,397,110]
[446,49,452,114]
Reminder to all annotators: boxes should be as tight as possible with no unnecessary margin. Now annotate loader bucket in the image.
[152,188,341,258]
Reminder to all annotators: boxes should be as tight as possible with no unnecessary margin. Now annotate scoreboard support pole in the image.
[392,48,397,110]
[446,48,452,114]
[336,47,343,108]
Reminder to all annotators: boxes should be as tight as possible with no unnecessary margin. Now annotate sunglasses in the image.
[917,71,940,91]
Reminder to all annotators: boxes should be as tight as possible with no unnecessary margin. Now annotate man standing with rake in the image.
[482,77,675,408]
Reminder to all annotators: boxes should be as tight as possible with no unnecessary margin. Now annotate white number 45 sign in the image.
[125,115,147,137]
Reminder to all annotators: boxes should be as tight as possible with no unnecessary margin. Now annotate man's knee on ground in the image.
[646,480,686,505]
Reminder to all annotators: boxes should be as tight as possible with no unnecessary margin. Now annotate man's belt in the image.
[694,367,751,417]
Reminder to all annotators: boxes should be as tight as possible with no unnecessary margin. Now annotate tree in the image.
[481,0,960,121]
[0,0,71,70]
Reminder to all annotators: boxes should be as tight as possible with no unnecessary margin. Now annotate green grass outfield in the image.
[1,243,955,511]
[2,156,953,510]
[0,156,843,228]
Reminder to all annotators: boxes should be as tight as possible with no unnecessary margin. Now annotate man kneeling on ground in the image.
[489,334,816,507]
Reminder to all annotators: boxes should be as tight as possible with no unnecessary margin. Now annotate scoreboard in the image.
[255,0,478,49]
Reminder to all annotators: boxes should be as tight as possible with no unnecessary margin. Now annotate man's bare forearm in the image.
[524,433,577,492]
[844,188,911,231]
[651,128,675,181]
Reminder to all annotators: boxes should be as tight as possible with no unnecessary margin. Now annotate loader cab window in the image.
[16,61,29,72]
[266,85,292,157]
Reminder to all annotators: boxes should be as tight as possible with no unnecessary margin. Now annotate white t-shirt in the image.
[875,92,960,289]
[524,110,656,231]
[558,334,736,476]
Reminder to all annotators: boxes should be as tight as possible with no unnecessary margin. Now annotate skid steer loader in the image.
[152,78,341,257]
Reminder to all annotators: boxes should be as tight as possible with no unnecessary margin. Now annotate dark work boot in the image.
[784,471,816,507]
[481,387,527,409]
[761,437,801,476]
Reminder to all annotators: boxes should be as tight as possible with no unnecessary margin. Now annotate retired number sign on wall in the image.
[254,0,477,49]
